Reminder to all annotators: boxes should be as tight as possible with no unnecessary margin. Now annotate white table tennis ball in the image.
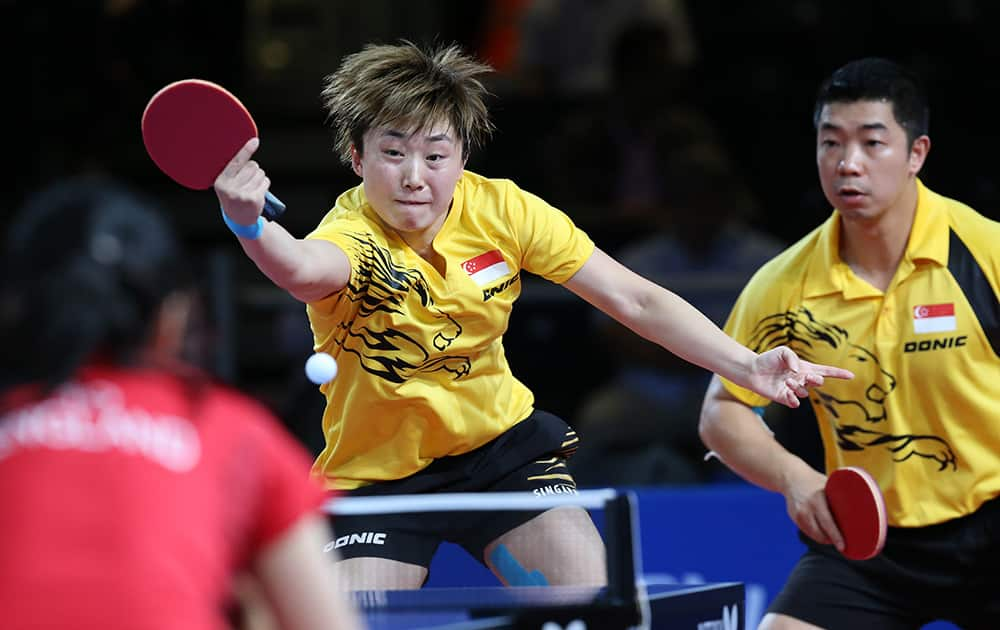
[305,352,338,384]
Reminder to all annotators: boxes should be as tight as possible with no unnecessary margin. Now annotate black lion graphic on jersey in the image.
[748,307,956,471]
[328,233,470,383]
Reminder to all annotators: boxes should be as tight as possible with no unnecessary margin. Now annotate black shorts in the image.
[768,495,1000,629]
[325,409,582,568]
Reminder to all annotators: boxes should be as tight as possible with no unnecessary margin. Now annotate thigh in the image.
[767,547,922,630]
[483,506,606,587]
[455,433,584,558]
[331,557,427,590]
[448,446,607,586]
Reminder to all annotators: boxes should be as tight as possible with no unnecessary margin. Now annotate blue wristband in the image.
[220,207,264,240]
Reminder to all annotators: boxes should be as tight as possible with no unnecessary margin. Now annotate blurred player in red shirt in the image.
[0,177,361,630]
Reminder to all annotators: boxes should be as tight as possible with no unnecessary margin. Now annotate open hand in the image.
[749,346,854,408]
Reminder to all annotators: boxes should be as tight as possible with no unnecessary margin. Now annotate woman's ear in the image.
[150,290,194,360]
[350,145,363,177]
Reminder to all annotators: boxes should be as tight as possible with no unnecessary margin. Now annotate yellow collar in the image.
[803,179,950,299]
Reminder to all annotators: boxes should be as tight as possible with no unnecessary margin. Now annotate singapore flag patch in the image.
[912,303,956,334]
[461,250,510,286]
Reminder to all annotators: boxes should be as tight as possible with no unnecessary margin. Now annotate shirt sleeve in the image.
[306,218,373,277]
[303,189,377,314]
[502,181,595,283]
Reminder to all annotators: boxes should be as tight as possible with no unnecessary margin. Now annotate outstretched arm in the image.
[214,138,351,303]
[699,376,845,551]
[253,515,364,630]
[562,247,853,407]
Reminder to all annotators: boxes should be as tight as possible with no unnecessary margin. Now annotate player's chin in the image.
[390,210,434,232]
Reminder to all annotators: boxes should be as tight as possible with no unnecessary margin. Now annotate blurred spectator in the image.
[539,18,724,248]
[514,0,697,96]
[570,144,786,486]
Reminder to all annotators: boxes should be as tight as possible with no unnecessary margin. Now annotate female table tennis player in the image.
[214,40,852,590]
[0,177,361,630]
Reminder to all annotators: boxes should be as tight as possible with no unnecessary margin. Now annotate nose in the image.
[402,158,424,191]
[836,148,862,175]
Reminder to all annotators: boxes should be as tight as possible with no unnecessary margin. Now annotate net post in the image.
[603,490,645,625]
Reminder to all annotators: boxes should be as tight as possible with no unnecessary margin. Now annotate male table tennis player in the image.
[700,57,1000,629]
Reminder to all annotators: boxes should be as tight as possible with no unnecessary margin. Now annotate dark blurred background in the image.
[10,0,1000,482]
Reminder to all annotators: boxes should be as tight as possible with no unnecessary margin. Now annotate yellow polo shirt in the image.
[304,171,595,490]
[722,179,1000,527]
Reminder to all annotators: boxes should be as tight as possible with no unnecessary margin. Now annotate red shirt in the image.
[0,366,328,630]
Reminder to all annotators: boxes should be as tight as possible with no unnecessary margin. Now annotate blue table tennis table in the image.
[355,581,744,629]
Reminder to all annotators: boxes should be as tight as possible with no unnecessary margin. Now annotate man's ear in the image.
[909,135,930,177]
[350,145,363,177]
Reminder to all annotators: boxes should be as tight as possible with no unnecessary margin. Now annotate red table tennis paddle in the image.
[141,79,285,220]
[825,466,887,561]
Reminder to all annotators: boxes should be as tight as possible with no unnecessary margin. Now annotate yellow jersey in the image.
[305,171,595,489]
[722,180,1000,527]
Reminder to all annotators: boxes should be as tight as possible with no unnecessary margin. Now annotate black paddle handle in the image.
[263,191,286,220]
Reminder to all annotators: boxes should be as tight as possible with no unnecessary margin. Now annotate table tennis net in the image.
[324,489,646,625]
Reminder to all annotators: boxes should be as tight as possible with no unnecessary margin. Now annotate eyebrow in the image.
[819,121,889,132]
[381,129,454,143]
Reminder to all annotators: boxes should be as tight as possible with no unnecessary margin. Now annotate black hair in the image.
[813,57,929,145]
[1,176,188,389]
